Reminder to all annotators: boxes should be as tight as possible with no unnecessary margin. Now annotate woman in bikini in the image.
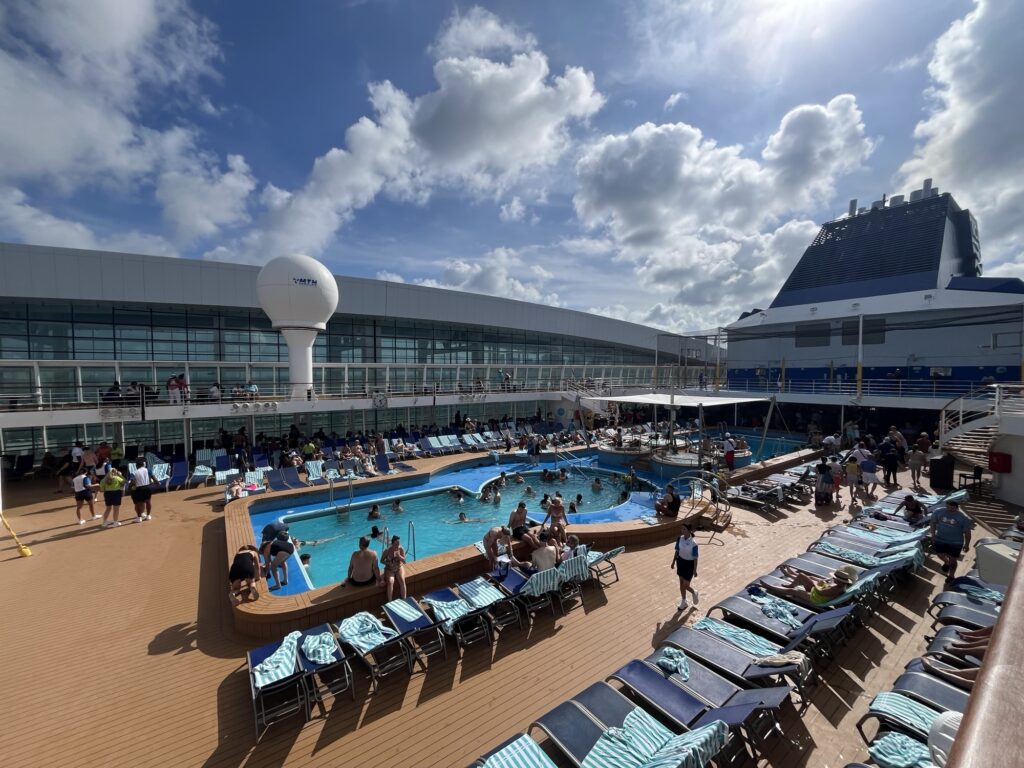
[381,535,407,601]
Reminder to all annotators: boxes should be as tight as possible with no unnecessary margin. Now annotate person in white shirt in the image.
[822,432,840,452]
[72,469,99,524]
[723,433,737,471]
[130,462,154,522]
[670,523,699,610]
[71,442,84,469]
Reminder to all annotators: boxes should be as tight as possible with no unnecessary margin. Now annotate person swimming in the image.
[391,498,405,514]
[513,472,525,484]
[540,493,550,508]
[367,504,382,520]
[524,485,535,496]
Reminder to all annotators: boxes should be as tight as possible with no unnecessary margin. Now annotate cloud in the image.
[413,247,561,305]
[156,154,256,242]
[898,0,1024,267]
[217,9,603,263]
[499,196,526,222]
[663,91,686,111]
[885,52,926,72]
[0,187,177,255]
[375,270,405,283]
[558,236,615,255]
[573,95,873,326]
[430,5,536,59]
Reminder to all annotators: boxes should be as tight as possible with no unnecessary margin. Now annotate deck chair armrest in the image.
[726,685,792,710]
[745,663,799,680]
[693,701,760,729]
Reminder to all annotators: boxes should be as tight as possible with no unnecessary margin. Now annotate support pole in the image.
[755,397,776,463]
[856,314,864,398]
[714,328,722,391]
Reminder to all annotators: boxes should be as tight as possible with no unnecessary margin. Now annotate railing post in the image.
[995,385,1002,418]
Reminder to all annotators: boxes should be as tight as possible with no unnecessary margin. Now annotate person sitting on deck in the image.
[764,564,857,606]
[482,525,516,570]
[529,531,561,571]
[655,484,681,518]
[380,535,407,601]
[344,536,382,587]
[541,496,568,546]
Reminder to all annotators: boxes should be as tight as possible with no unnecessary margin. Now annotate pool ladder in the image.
[328,475,355,516]
[407,520,417,562]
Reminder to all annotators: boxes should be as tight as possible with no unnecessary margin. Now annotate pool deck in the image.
[0,460,1014,767]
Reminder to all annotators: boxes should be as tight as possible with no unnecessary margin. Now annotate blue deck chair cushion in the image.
[383,598,432,634]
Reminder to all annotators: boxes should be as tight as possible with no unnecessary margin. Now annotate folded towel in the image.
[423,596,472,634]
[868,731,936,768]
[655,647,691,679]
[959,585,1004,603]
[338,612,399,654]
[301,632,337,665]
[385,599,423,624]
[482,734,557,768]
[252,631,300,689]
[869,692,940,736]
[694,617,779,657]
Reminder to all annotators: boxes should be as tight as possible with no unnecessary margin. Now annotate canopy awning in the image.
[580,391,769,408]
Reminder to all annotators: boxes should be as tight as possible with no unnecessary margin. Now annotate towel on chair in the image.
[694,617,812,681]
[423,596,472,634]
[868,731,936,768]
[747,590,803,629]
[301,632,337,665]
[385,599,423,623]
[252,631,300,688]
[338,612,399,654]
[655,647,691,679]
[959,584,1004,603]
[868,692,940,735]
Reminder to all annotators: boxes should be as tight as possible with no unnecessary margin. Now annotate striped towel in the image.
[580,726,651,768]
[655,647,691,679]
[423,596,472,634]
[521,568,560,598]
[459,578,506,608]
[869,692,940,735]
[868,731,936,768]
[338,612,399,654]
[748,591,803,629]
[301,632,337,665]
[694,618,812,681]
[959,585,1004,603]
[640,516,661,526]
[251,631,300,689]
[385,599,424,623]
[483,735,557,768]
[647,720,729,768]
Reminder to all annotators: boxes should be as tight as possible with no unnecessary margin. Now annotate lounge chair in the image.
[855,690,943,745]
[890,671,970,714]
[151,462,173,491]
[304,460,328,486]
[587,546,625,586]
[242,471,267,495]
[265,469,291,492]
[252,452,270,469]
[296,624,355,716]
[422,588,492,650]
[708,593,855,659]
[188,464,213,487]
[374,454,397,475]
[281,466,305,488]
[923,626,983,669]
[323,459,342,481]
[381,598,447,666]
[929,604,998,632]
[490,567,560,619]
[336,612,412,691]
[427,436,448,455]
[194,448,214,468]
[556,554,591,610]
[661,627,802,695]
[457,576,523,633]
[215,469,240,485]
[247,632,306,740]
[927,590,1001,618]
[418,438,440,457]
[214,454,232,473]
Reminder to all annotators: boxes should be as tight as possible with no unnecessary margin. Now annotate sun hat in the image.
[834,565,859,585]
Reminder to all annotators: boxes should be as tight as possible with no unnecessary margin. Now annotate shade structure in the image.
[581,391,769,408]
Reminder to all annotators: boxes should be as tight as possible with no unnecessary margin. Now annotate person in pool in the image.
[497,471,508,488]
[574,493,583,506]
[493,489,501,505]
[591,476,603,492]
[345,536,382,588]
[390,499,405,514]
[513,472,525,484]
[558,468,568,481]
[539,493,550,509]
[449,511,486,524]
[367,504,382,520]
[524,485,536,496]
[480,487,492,503]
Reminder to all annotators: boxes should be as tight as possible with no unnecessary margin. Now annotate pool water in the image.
[287,468,638,588]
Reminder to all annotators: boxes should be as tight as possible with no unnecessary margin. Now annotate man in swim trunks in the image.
[482,525,520,570]
[345,536,382,587]
[508,502,541,548]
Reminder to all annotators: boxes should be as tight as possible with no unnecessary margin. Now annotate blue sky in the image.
[1,0,1020,330]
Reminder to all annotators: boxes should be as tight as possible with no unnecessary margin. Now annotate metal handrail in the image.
[407,520,416,562]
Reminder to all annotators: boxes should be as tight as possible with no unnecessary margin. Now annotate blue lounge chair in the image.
[296,624,354,716]
[374,453,396,475]
[890,671,970,714]
[304,460,328,486]
[336,613,412,691]
[457,576,523,633]
[855,690,942,745]
[247,633,306,740]
[929,603,998,632]
[214,454,232,473]
[661,627,802,695]
[423,588,492,650]
[491,567,560,618]
[470,733,557,768]
[924,627,983,669]
[265,469,291,492]
[382,598,447,666]
[281,466,305,489]
[708,594,855,659]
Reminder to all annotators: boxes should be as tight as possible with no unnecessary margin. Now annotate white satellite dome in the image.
[256,254,339,330]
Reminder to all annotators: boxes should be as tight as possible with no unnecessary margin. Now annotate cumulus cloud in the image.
[663,91,686,111]
[0,0,252,246]
[217,9,603,262]
[156,154,256,242]
[430,6,536,59]
[573,95,873,326]
[499,196,526,222]
[898,0,1024,266]
[375,270,406,283]
[414,247,561,305]
[0,187,177,255]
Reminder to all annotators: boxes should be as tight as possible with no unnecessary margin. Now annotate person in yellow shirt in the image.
[100,468,125,527]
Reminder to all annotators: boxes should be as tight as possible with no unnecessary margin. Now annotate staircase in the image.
[940,384,1024,468]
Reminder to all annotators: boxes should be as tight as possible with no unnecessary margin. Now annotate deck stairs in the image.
[940,384,1024,468]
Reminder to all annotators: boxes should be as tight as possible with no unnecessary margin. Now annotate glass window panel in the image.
[114,310,151,325]
[0,335,28,359]
[29,304,72,321]
[120,366,154,384]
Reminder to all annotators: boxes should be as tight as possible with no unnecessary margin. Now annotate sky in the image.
[1,0,1021,332]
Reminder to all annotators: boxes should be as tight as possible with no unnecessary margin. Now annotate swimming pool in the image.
[274,467,646,590]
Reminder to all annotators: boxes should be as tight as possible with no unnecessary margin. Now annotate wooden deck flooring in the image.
[0,467,1009,768]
